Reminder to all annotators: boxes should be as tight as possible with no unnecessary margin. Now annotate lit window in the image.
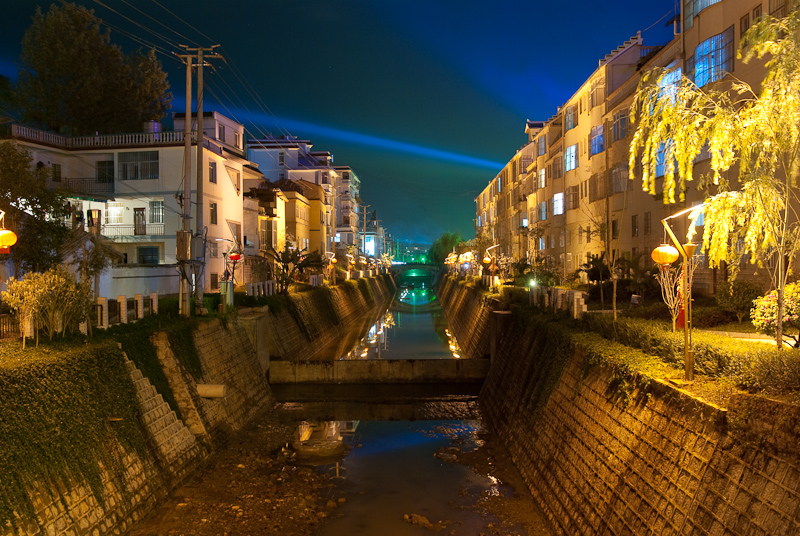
[565,144,578,172]
[590,125,605,156]
[106,202,123,224]
[565,105,578,131]
[537,136,546,156]
[687,26,734,87]
[538,168,546,189]
[553,193,564,215]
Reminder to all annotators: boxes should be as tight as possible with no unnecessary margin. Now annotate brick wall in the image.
[441,277,800,536]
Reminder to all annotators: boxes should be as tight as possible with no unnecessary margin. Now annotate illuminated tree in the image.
[631,11,800,347]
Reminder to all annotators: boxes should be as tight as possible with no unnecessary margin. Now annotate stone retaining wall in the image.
[439,275,800,536]
[4,313,272,536]
[266,276,396,362]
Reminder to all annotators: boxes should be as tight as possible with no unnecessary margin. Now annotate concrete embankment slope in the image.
[3,276,394,536]
[439,275,800,536]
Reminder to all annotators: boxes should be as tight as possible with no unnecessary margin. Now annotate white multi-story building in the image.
[7,110,263,296]
[334,165,361,247]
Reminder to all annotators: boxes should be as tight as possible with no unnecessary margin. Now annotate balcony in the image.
[12,124,194,149]
[101,223,165,237]
[52,177,115,197]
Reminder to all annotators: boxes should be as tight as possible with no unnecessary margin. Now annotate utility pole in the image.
[177,44,223,315]
[175,51,195,317]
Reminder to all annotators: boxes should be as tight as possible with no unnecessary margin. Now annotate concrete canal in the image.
[129,282,554,536]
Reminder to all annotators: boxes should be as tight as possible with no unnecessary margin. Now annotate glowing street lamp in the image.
[657,204,705,382]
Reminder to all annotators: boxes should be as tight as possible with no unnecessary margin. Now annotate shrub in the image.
[752,282,800,347]
[716,280,762,323]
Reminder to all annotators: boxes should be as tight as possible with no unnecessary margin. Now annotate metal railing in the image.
[102,223,165,236]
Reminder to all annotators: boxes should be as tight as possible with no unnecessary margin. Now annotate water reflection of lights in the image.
[446,329,463,359]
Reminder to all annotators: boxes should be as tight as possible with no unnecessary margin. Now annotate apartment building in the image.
[7,110,263,296]
[246,136,338,254]
[334,165,361,247]
[477,0,782,294]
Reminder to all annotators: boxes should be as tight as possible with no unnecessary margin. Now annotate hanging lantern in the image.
[651,244,679,266]
[0,229,17,254]
[483,255,492,264]
[229,252,241,262]
[331,257,338,264]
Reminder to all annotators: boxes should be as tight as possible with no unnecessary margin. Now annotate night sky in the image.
[0,0,677,245]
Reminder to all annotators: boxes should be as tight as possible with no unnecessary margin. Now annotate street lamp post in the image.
[657,204,704,382]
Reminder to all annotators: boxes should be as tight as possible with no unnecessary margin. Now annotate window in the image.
[644,212,652,235]
[565,105,578,131]
[632,214,639,237]
[565,144,578,172]
[612,110,628,142]
[590,78,605,109]
[227,167,241,193]
[658,67,683,103]
[753,4,762,19]
[278,152,285,166]
[655,143,668,178]
[538,136,547,156]
[209,161,217,183]
[559,230,565,247]
[539,237,545,251]
[611,219,619,240]
[149,201,164,223]
[553,193,564,215]
[218,124,226,142]
[612,163,631,193]
[234,132,240,149]
[210,273,219,290]
[96,160,114,182]
[688,26,735,87]
[568,185,579,210]
[538,201,547,221]
[741,12,750,39]
[119,151,159,180]
[279,172,285,181]
[210,202,218,225]
[137,246,159,265]
[586,226,592,243]
[684,0,722,31]
[552,158,564,180]
[770,0,785,16]
[210,242,219,258]
[51,163,61,182]
[590,125,605,156]
[105,202,123,224]
[538,168,546,189]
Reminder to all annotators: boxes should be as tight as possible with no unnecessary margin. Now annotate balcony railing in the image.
[12,124,195,149]
[100,223,165,237]
[54,177,115,196]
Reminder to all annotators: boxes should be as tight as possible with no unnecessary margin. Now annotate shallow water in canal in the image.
[278,285,552,535]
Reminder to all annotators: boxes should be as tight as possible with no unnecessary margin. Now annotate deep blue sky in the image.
[0,0,677,245]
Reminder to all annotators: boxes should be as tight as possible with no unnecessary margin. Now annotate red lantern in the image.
[229,252,241,262]
[0,229,17,254]
[651,244,679,266]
